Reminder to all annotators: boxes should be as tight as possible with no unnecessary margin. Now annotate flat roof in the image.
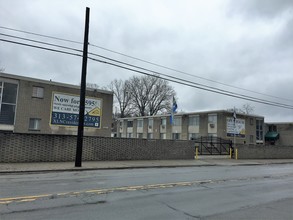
[119,110,264,120]
[0,72,113,95]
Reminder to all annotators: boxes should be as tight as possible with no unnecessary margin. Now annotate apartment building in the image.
[0,72,113,136]
[118,110,265,145]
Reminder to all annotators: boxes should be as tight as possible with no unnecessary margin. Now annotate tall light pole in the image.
[75,7,90,167]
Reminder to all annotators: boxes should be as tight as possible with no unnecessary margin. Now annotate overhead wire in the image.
[1,25,292,103]
[1,31,293,110]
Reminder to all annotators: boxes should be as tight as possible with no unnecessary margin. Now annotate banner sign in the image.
[50,92,102,128]
[226,117,245,138]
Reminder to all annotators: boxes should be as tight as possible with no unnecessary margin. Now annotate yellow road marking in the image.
[0,194,51,201]
[0,180,209,204]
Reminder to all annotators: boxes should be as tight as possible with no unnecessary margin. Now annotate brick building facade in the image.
[0,72,113,136]
[118,110,265,145]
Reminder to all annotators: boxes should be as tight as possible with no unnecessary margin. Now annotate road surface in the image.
[0,164,293,219]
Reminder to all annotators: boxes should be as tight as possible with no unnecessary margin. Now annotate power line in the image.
[0,33,82,53]
[88,57,293,110]
[87,52,293,109]
[2,35,293,110]
[1,25,292,103]
[0,26,82,45]
[0,38,82,58]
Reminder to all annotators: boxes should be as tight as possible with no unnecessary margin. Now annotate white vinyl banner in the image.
[226,117,245,138]
[50,92,102,128]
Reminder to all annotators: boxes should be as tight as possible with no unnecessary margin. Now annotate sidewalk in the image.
[1,157,293,174]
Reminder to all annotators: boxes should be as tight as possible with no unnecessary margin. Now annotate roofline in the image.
[0,72,113,95]
[265,122,293,124]
[118,109,264,120]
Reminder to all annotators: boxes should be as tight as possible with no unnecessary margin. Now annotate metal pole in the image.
[75,7,90,167]
[234,124,236,150]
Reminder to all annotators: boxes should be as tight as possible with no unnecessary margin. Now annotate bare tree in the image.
[109,79,133,118]
[242,103,254,114]
[147,77,175,115]
[0,66,5,73]
[227,103,254,115]
[109,75,176,117]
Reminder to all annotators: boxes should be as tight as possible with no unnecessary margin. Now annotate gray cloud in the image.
[1,0,293,122]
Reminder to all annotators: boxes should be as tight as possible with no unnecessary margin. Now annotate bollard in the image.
[195,148,198,160]
[229,148,232,159]
[235,148,238,160]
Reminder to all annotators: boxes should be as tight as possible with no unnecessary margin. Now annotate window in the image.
[127,133,133,138]
[137,133,143,138]
[137,119,143,128]
[161,118,166,126]
[148,118,153,128]
[29,118,41,130]
[127,120,133,127]
[0,82,18,125]
[147,133,153,139]
[0,104,16,125]
[208,133,217,138]
[189,133,199,140]
[250,135,254,143]
[172,133,181,140]
[208,114,217,124]
[173,117,181,126]
[269,125,277,132]
[256,119,263,142]
[189,116,199,126]
[32,86,44,98]
[160,133,166,139]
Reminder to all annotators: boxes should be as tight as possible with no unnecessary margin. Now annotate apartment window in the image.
[189,115,199,126]
[189,133,199,140]
[127,133,133,138]
[256,119,263,141]
[148,118,153,129]
[250,135,254,143]
[137,119,143,128]
[147,133,153,139]
[127,120,133,127]
[29,118,41,130]
[173,117,181,126]
[269,125,277,132]
[160,133,166,139]
[0,82,18,125]
[161,118,166,126]
[208,133,217,138]
[208,114,217,124]
[32,86,44,98]
[137,133,143,138]
[172,133,181,140]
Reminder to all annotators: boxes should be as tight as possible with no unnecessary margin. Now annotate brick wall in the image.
[0,133,195,163]
[236,144,293,159]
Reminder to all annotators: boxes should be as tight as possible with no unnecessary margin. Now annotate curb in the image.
[1,161,293,174]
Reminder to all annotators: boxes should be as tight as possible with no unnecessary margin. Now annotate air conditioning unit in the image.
[161,125,165,129]
[148,125,152,129]
[209,123,215,128]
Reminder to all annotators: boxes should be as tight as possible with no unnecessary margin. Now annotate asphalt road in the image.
[0,164,293,219]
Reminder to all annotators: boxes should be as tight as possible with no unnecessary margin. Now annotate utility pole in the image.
[75,7,90,167]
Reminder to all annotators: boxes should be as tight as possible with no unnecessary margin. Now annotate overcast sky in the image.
[1,0,293,122]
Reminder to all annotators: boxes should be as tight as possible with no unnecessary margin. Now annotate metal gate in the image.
[192,136,232,155]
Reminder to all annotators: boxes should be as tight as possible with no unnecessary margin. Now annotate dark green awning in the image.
[265,132,279,141]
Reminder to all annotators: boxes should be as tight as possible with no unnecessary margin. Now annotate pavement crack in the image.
[161,201,201,219]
